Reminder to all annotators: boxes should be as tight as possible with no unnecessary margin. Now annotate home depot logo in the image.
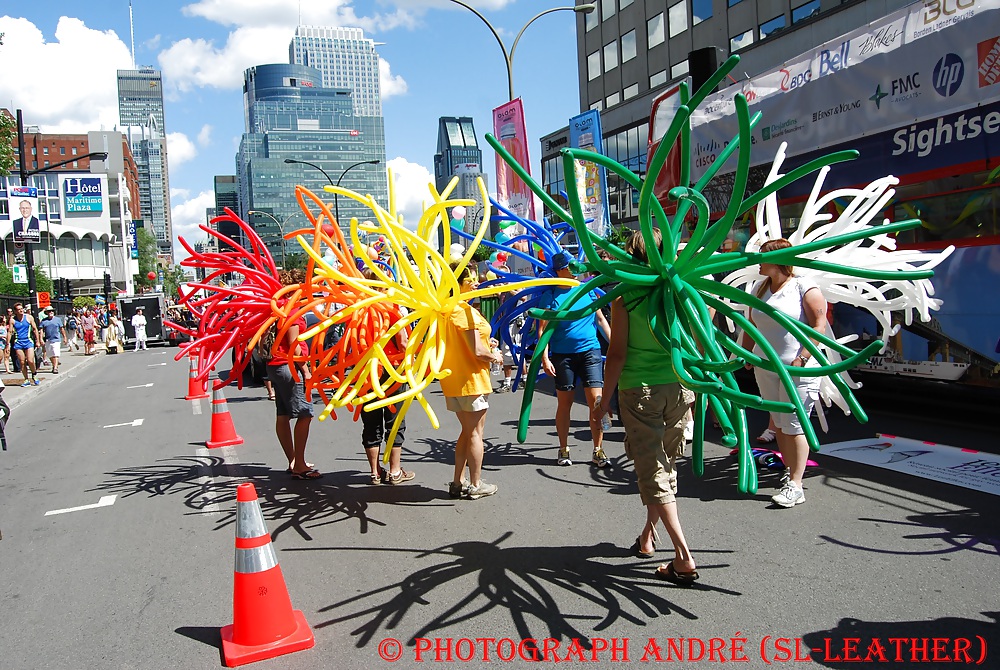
[979,36,1000,87]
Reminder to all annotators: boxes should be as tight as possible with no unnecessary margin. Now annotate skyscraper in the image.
[289,26,383,117]
[118,67,173,260]
[236,63,386,260]
[434,117,489,242]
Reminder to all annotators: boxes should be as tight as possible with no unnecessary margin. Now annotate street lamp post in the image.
[15,109,108,309]
[248,210,296,268]
[284,158,380,227]
[446,1,596,102]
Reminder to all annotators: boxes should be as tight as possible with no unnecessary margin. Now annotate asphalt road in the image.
[0,349,996,669]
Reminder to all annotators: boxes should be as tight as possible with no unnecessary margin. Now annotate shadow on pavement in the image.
[818,508,999,558]
[297,531,739,649]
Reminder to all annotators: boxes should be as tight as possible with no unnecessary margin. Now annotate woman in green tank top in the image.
[594,229,699,585]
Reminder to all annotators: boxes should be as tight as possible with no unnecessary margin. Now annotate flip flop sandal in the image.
[286,462,316,473]
[291,469,323,480]
[756,428,777,444]
[631,537,656,559]
[655,561,700,585]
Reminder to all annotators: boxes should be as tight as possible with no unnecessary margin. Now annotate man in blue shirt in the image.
[539,252,612,468]
[40,307,67,374]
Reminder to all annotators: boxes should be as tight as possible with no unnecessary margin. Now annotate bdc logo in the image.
[932,53,964,97]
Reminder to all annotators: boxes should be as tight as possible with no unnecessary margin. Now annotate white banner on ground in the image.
[822,434,1000,496]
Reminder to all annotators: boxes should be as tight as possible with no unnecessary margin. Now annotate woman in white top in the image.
[742,238,828,508]
[0,321,9,374]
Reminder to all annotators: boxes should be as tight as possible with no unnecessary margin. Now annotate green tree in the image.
[605,223,634,249]
[0,111,16,177]
[73,296,96,310]
[161,264,190,300]
[283,253,307,270]
[134,227,158,291]
[0,263,53,297]
[471,244,493,262]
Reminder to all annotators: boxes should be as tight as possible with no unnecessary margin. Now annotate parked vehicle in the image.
[118,294,167,346]
[163,306,195,347]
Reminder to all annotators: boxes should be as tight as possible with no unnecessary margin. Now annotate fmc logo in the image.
[932,53,964,96]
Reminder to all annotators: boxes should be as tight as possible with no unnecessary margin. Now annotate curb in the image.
[4,352,106,412]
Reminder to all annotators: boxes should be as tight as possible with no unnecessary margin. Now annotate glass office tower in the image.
[289,26,383,117]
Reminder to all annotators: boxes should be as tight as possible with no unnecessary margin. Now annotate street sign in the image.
[95,294,106,304]
[37,292,51,310]
[12,265,27,284]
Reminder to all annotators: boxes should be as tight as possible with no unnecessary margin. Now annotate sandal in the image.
[655,561,699,585]
[631,537,656,559]
[286,462,315,473]
[267,393,275,401]
[756,428,777,444]
[290,469,323,480]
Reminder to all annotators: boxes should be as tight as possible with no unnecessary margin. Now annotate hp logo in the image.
[932,53,964,97]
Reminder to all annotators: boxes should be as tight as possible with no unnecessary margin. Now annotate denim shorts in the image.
[551,347,604,391]
[267,363,314,419]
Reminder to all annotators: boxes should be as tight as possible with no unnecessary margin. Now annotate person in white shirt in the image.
[130,307,148,351]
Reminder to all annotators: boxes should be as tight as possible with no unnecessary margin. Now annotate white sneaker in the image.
[683,419,694,442]
[771,481,805,507]
[557,450,573,466]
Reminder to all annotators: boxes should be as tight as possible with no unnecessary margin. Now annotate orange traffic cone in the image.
[221,483,314,667]
[207,386,244,449]
[184,352,209,401]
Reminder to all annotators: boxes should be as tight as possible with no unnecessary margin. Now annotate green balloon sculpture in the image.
[486,55,935,494]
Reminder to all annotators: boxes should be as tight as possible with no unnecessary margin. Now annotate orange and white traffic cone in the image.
[206,386,244,449]
[221,483,314,667]
[184,352,209,401]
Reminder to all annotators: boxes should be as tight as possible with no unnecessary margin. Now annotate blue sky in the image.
[1,1,585,258]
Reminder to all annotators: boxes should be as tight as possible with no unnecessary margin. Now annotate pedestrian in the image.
[106,311,123,354]
[741,237,828,508]
[594,229,698,584]
[0,318,10,375]
[493,291,524,394]
[7,303,41,386]
[538,251,613,468]
[98,306,109,343]
[39,307,66,374]
[441,263,504,500]
[131,307,148,351]
[65,309,81,352]
[80,307,97,356]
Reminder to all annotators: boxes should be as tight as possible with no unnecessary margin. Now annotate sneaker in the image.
[591,448,610,468]
[32,378,40,386]
[683,419,694,443]
[495,381,512,394]
[557,449,573,466]
[448,480,470,499]
[385,469,415,485]
[20,380,30,387]
[465,480,498,500]
[780,468,791,486]
[771,481,805,507]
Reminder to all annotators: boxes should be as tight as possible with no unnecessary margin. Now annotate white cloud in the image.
[158,26,294,92]
[170,189,217,259]
[0,17,132,133]
[180,0,420,32]
[166,132,197,167]
[197,124,213,146]
[386,157,435,231]
[379,58,408,99]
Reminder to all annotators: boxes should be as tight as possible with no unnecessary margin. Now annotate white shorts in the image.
[45,341,61,359]
[754,367,818,436]
[445,394,490,413]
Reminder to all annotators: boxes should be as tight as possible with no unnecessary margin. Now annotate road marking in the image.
[192,447,245,516]
[151,352,167,356]
[147,362,167,367]
[127,383,154,389]
[192,399,202,415]
[45,495,117,517]
[104,418,144,428]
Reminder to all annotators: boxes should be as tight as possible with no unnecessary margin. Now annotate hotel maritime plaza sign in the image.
[62,177,104,213]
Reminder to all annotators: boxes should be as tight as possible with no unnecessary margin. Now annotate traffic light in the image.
[103,272,113,301]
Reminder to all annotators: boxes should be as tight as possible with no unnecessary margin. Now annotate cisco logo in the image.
[932,53,964,96]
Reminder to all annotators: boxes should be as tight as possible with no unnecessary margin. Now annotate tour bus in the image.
[647,0,1000,393]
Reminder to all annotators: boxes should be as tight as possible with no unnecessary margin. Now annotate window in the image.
[60,147,66,155]
[43,161,49,167]
[606,92,621,107]
[759,14,786,39]
[603,40,618,71]
[730,29,754,51]
[620,0,634,7]
[729,0,743,6]
[692,0,713,24]
[31,147,36,155]
[622,30,637,62]
[669,2,688,37]
[792,0,821,23]
[648,13,665,48]
[590,100,604,111]
[624,83,639,100]
[43,147,49,155]
[650,69,668,88]
[601,0,615,21]
[586,6,599,30]
[672,60,690,78]
[588,51,602,80]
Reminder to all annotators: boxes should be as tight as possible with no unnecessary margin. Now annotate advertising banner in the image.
[690,0,1000,179]
[568,110,611,238]
[647,81,688,215]
[127,221,139,259]
[9,186,41,244]
[492,99,536,222]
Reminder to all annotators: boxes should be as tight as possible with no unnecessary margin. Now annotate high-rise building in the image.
[289,26,383,117]
[213,175,240,250]
[434,117,489,243]
[118,67,173,261]
[236,63,386,261]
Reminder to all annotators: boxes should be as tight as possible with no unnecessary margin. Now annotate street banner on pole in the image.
[9,186,41,244]
[492,99,536,222]
[568,110,611,238]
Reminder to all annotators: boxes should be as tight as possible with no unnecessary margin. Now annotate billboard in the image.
[63,177,104,213]
[126,220,139,259]
[9,186,41,244]
[568,110,611,238]
[492,98,536,221]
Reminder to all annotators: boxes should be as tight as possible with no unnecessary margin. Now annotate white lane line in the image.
[127,383,154,389]
[147,362,167,367]
[192,399,202,415]
[192,447,245,516]
[151,352,167,356]
[45,495,117,517]
[104,418,144,428]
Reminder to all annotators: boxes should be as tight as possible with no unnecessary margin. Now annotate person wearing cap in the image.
[40,307,67,374]
[130,307,148,351]
[538,250,613,468]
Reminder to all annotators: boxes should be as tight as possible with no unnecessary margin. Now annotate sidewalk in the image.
[1,342,109,412]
